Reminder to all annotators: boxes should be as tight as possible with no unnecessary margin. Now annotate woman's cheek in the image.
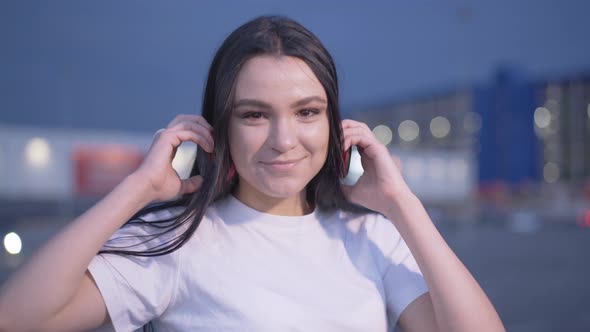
[233,128,267,161]
[301,122,329,150]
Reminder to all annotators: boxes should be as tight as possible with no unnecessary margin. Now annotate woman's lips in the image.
[260,158,304,171]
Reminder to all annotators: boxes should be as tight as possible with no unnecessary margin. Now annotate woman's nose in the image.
[269,118,297,153]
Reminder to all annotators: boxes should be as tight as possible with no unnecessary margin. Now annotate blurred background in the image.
[1,1,590,330]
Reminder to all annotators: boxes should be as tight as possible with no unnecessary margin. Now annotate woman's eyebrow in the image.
[233,99,272,109]
[290,96,327,108]
[233,96,327,110]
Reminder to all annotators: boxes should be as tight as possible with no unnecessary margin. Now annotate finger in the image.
[341,124,373,145]
[342,125,369,149]
[194,115,214,131]
[153,128,166,138]
[343,133,374,151]
[179,175,204,195]
[341,119,370,130]
[391,155,403,171]
[342,126,377,150]
[341,119,359,129]
[168,114,214,131]
[167,115,190,128]
[159,129,214,153]
[343,132,387,160]
[169,117,214,136]
[169,121,214,146]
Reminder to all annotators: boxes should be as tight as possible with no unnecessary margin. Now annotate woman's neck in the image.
[233,183,312,216]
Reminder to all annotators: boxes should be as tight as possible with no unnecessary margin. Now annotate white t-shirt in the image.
[88,194,428,332]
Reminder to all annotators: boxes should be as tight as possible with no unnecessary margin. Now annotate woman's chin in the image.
[256,180,307,199]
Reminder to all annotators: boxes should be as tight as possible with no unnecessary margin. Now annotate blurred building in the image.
[534,78,590,185]
[348,89,476,205]
[350,67,590,224]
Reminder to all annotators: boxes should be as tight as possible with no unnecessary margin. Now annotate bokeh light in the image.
[25,137,51,169]
[4,232,22,255]
[534,107,551,129]
[372,125,393,145]
[398,120,420,142]
[430,116,451,138]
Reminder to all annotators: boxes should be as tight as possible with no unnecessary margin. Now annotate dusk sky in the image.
[2,0,589,132]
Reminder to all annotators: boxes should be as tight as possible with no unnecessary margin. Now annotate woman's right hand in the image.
[133,114,215,203]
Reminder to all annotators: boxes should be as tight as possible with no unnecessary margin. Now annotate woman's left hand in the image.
[340,119,413,215]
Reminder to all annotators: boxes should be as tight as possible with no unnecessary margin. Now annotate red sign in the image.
[73,144,145,196]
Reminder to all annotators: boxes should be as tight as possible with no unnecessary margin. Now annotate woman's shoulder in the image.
[332,208,390,228]
[332,209,401,243]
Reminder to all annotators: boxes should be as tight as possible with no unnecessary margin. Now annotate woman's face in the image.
[228,55,330,201]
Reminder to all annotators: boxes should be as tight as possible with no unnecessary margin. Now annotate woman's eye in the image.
[298,108,320,117]
[243,112,264,119]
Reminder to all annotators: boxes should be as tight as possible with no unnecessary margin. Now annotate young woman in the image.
[0,16,505,332]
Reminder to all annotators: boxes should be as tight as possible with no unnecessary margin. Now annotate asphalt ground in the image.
[439,224,590,331]
[1,220,589,331]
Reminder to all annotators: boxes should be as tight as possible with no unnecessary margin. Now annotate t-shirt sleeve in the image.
[87,208,185,332]
[366,213,429,330]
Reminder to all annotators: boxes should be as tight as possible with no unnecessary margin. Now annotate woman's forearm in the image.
[0,173,152,326]
[385,192,505,332]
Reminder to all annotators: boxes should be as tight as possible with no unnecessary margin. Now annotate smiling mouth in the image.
[262,158,303,165]
[260,157,304,171]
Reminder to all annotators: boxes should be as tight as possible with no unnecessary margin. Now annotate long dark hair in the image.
[99,15,366,258]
